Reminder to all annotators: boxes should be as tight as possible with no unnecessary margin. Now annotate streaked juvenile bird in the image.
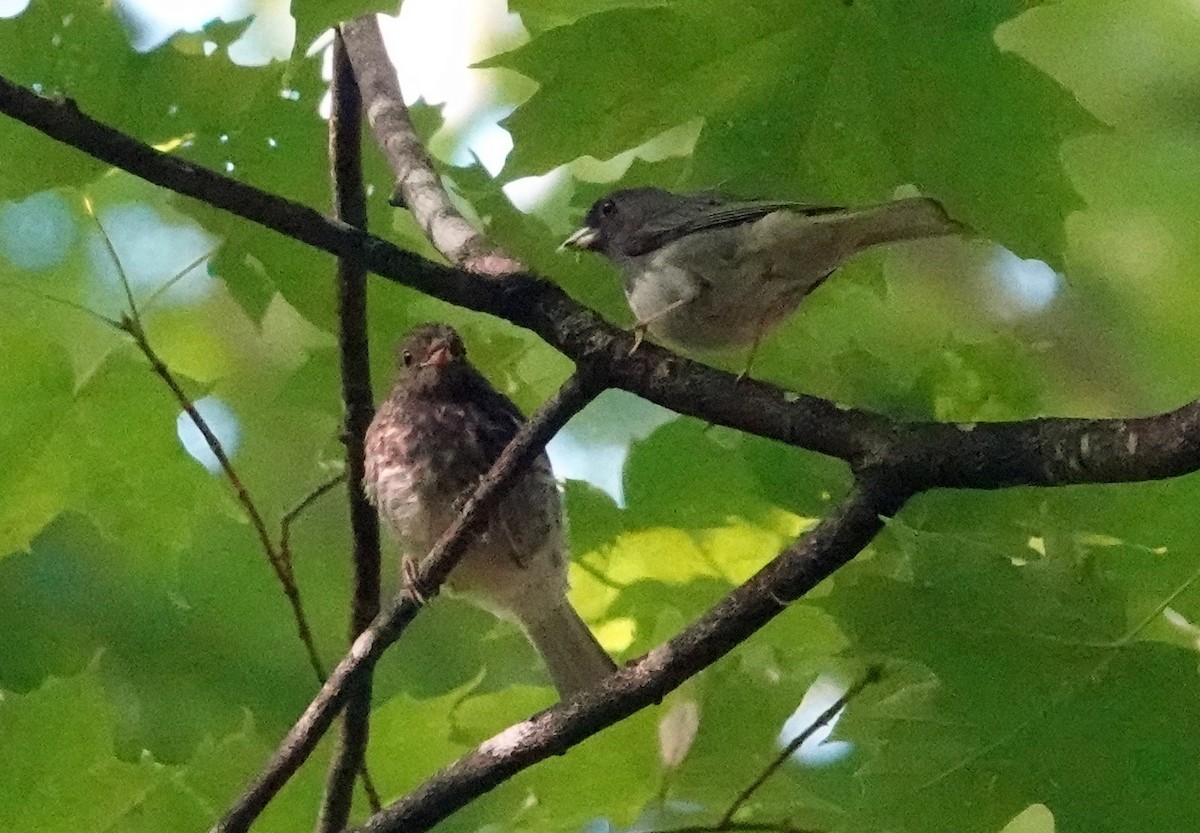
[364,323,615,699]
[563,187,960,361]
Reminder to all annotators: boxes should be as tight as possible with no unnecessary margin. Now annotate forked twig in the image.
[280,472,348,566]
[79,197,334,687]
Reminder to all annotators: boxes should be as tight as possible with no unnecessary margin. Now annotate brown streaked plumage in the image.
[364,323,615,699]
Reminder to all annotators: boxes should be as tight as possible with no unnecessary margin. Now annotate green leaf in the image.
[1059,130,1200,404]
[490,0,1092,265]
[485,1,805,179]
[998,804,1056,833]
[110,722,331,833]
[809,488,1200,833]
[997,0,1200,130]
[508,0,670,34]
[0,666,167,832]
[563,478,624,556]
[0,328,76,554]
[361,684,474,799]
[0,0,128,196]
[623,418,776,530]
[450,686,663,830]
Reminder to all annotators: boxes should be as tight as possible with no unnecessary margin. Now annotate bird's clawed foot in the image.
[629,323,648,356]
[736,328,767,382]
[402,555,427,605]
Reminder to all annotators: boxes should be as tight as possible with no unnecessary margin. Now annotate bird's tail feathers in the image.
[828,197,961,249]
[516,598,616,700]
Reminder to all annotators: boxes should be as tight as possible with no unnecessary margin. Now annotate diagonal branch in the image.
[9,72,1200,493]
[316,30,384,832]
[210,371,603,833]
[125,319,329,681]
[0,71,892,465]
[346,482,893,833]
[340,15,523,276]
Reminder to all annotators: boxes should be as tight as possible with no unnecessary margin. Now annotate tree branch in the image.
[340,15,524,276]
[0,71,891,465]
[873,406,1200,490]
[125,317,330,679]
[210,372,602,833]
[77,201,335,693]
[9,72,1197,494]
[347,483,892,833]
[316,31,384,832]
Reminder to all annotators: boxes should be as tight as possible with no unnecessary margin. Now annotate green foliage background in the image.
[3,1,1200,832]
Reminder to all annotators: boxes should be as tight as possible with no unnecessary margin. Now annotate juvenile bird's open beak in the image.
[421,338,454,368]
[559,225,599,252]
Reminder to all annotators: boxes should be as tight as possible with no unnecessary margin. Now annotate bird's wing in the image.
[627,199,846,257]
[495,454,561,569]
[468,372,526,447]
[461,369,562,567]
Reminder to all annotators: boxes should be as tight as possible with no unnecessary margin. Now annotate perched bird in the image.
[364,323,615,699]
[562,187,960,361]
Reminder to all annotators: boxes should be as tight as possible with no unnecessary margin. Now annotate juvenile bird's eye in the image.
[599,199,616,218]
[402,350,414,367]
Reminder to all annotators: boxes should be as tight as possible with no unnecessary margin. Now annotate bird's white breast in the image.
[622,215,839,351]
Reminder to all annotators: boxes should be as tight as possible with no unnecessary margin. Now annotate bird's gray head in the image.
[394,322,472,396]
[561,187,692,259]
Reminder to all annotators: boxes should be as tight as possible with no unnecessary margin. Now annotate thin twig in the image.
[646,669,884,833]
[0,279,120,327]
[141,245,218,313]
[317,29,385,832]
[716,665,883,827]
[81,199,330,686]
[280,472,347,566]
[83,194,142,330]
[125,287,331,679]
[210,372,602,833]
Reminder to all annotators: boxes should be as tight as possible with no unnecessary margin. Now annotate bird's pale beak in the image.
[421,339,454,368]
[559,225,599,252]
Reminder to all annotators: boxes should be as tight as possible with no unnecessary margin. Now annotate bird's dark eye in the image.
[598,198,616,218]
[402,350,414,367]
